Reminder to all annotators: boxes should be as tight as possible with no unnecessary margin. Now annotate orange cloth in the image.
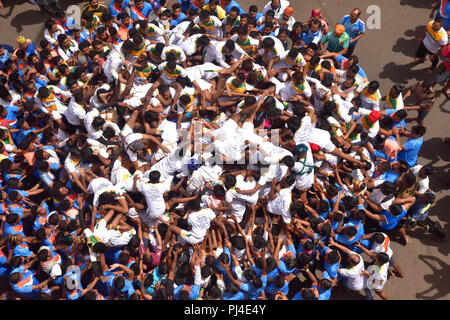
[284,7,294,16]
[335,24,346,35]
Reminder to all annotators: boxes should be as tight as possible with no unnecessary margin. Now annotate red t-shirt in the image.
[442,45,450,71]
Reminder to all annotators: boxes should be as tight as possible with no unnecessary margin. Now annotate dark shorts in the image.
[417,108,429,121]
[415,42,434,59]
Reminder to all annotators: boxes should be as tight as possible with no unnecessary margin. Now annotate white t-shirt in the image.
[266,187,293,224]
[187,208,216,240]
[410,165,429,194]
[138,180,171,219]
[339,253,366,291]
[423,22,448,54]
[369,180,394,210]
[193,15,223,38]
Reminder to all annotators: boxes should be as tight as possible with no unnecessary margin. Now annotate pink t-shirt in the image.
[443,45,450,71]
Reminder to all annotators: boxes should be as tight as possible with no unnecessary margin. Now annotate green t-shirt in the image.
[321,31,350,53]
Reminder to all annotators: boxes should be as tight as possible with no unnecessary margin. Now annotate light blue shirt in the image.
[339,15,366,45]
[398,137,423,167]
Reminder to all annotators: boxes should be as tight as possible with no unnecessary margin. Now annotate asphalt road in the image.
[0,0,448,300]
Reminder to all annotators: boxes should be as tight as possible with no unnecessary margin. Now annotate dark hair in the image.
[148,171,161,183]
[230,235,246,250]
[411,125,426,137]
[343,226,358,238]
[224,174,237,189]
[201,265,212,278]
[301,288,316,300]
[327,250,340,264]
[320,279,333,290]
[187,198,201,211]
[389,204,403,217]
[113,276,125,290]
[372,232,385,244]
[377,252,389,265]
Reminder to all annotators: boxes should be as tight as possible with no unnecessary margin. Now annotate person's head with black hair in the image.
[388,204,404,217]
[262,37,275,50]
[230,235,246,250]
[200,9,211,23]
[223,174,237,189]
[148,170,161,183]
[376,252,390,266]
[195,35,210,50]
[113,275,125,290]
[411,125,427,139]
[226,281,240,295]
[187,198,201,211]
[281,155,295,168]
[343,226,358,239]
[380,181,395,195]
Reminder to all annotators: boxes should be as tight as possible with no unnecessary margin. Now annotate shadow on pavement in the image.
[378,62,431,84]
[399,0,434,9]
[0,0,29,18]
[10,9,46,33]
[416,255,450,300]
[406,219,449,256]
[419,137,450,168]
[392,26,424,58]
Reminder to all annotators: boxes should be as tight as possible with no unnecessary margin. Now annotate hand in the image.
[328,238,336,246]
[109,263,120,270]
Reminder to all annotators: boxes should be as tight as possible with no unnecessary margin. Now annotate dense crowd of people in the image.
[0,0,447,301]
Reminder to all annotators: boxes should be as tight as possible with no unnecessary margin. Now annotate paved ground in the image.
[0,0,448,300]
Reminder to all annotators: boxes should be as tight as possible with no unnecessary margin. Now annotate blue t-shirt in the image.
[339,15,366,44]
[178,0,191,12]
[10,266,40,298]
[240,275,267,300]
[252,263,278,281]
[335,55,367,78]
[318,271,333,300]
[129,2,152,20]
[0,251,9,278]
[383,169,401,183]
[385,109,406,129]
[0,105,19,126]
[277,244,297,275]
[292,285,319,300]
[265,279,289,299]
[435,0,450,28]
[398,137,423,167]
[109,0,131,17]
[170,12,188,26]
[223,291,245,300]
[225,0,244,14]
[380,206,406,230]
[173,284,201,300]
[302,29,322,46]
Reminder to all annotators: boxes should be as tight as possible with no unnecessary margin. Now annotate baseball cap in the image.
[187,158,201,171]
[151,1,161,10]
[294,143,308,154]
